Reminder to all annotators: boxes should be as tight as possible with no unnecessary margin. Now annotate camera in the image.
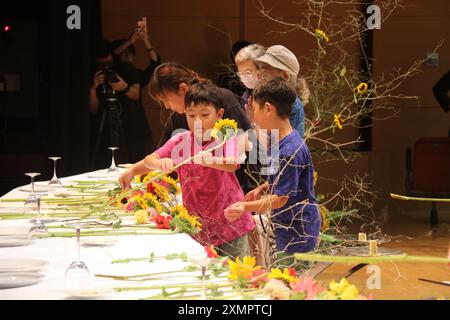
[102,66,120,84]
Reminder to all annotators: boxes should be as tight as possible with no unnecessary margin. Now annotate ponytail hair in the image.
[149,62,207,102]
[297,77,311,106]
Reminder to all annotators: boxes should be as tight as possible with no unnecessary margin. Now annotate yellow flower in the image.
[329,278,360,300]
[340,285,359,300]
[134,210,149,225]
[170,204,189,217]
[134,195,148,210]
[313,171,318,186]
[333,114,344,130]
[319,205,329,232]
[315,29,329,42]
[228,256,260,281]
[178,210,202,229]
[161,176,181,195]
[211,118,238,140]
[152,182,171,202]
[145,171,160,182]
[268,268,296,284]
[170,205,202,229]
[355,82,368,95]
[142,193,162,213]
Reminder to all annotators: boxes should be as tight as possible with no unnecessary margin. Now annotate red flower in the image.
[204,245,219,259]
[288,268,297,278]
[146,182,155,194]
[152,214,172,230]
[251,269,269,288]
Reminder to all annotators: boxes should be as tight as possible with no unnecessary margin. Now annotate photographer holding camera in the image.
[89,40,154,169]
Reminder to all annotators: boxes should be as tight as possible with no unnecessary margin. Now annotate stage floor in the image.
[316,216,450,300]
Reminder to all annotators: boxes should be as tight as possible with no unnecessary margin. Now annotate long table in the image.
[0,169,208,300]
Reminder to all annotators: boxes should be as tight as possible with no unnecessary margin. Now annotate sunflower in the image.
[177,210,202,229]
[161,176,181,195]
[319,205,329,232]
[142,193,163,213]
[151,182,171,202]
[315,29,330,42]
[211,118,238,140]
[333,114,344,130]
[133,195,149,210]
[354,82,368,95]
[170,204,189,217]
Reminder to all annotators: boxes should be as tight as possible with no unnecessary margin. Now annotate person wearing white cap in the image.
[255,45,305,137]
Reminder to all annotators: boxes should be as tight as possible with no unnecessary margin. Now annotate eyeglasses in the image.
[237,70,258,77]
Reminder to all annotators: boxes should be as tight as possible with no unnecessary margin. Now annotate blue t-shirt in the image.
[267,130,321,254]
[290,97,305,138]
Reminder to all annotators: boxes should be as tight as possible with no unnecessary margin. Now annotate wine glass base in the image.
[48,179,63,186]
[64,261,91,294]
[30,221,48,234]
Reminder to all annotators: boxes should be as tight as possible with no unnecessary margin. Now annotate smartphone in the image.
[137,17,147,31]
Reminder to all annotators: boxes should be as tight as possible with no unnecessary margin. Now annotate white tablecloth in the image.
[0,169,207,300]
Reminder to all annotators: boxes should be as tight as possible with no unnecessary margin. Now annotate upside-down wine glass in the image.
[107,147,119,174]
[64,223,91,293]
[48,157,62,186]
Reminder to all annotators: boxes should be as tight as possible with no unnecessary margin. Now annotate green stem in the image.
[295,253,450,264]
[35,229,177,238]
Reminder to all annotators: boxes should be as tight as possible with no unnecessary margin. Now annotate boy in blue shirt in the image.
[224,77,321,268]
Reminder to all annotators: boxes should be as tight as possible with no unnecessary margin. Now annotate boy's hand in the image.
[244,187,262,201]
[119,169,135,190]
[224,202,246,223]
[197,151,213,165]
[159,158,174,173]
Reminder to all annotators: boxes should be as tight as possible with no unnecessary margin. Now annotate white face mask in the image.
[240,74,259,89]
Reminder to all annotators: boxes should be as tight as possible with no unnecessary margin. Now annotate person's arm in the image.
[89,71,104,114]
[224,194,289,222]
[110,75,140,101]
[140,20,158,63]
[113,31,140,55]
[198,152,240,173]
[119,154,173,189]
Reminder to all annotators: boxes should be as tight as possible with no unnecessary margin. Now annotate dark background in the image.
[0,0,102,195]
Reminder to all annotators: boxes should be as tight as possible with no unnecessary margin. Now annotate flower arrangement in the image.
[225,256,371,300]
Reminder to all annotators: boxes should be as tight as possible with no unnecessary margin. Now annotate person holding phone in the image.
[112,17,161,87]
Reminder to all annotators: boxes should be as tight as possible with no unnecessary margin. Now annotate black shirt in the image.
[92,62,153,165]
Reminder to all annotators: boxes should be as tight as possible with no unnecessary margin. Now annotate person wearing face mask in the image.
[255,45,310,138]
[234,43,266,117]
[89,40,154,169]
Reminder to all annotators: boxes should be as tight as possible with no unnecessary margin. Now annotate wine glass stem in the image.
[76,228,81,262]
[52,160,57,179]
[30,176,35,194]
[201,266,206,299]
[111,151,116,167]
[36,197,41,222]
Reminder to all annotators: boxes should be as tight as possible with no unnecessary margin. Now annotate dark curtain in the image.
[41,0,102,176]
